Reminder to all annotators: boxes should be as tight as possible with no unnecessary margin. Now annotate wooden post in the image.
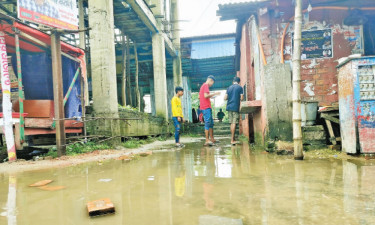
[51,31,66,156]
[15,33,25,144]
[121,34,127,106]
[134,42,141,111]
[292,0,304,160]
[80,66,87,142]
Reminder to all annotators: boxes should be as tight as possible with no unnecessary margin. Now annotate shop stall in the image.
[0,14,86,150]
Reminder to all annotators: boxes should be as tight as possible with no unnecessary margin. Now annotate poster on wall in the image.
[293,29,333,59]
[17,0,78,30]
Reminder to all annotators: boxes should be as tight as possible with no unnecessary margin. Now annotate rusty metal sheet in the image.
[13,100,54,118]
[338,61,357,154]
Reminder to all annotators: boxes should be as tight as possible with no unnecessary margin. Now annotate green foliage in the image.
[118,104,139,112]
[239,134,249,142]
[191,92,200,110]
[66,142,111,155]
[182,133,201,138]
[43,150,58,158]
[43,142,111,158]
[191,92,229,123]
[122,139,144,149]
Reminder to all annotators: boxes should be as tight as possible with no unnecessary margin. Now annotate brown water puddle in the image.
[1,139,375,225]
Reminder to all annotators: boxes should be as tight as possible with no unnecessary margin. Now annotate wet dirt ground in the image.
[1,138,375,225]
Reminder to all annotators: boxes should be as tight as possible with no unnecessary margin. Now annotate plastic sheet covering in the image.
[11,52,82,119]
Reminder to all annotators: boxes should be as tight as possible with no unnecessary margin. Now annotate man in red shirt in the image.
[199,75,220,146]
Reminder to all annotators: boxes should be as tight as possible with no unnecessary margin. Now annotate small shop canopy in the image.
[0,13,84,58]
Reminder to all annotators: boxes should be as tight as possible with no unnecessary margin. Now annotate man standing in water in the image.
[199,75,220,146]
[172,86,184,148]
[224,77,244,145]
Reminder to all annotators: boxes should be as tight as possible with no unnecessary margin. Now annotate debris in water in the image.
[98,179,112,183]
[87,198,115,217]
[117,155,132,161]
[29,180,53,187]
[38,186,66,191]
[199,215,243,225]
[139,151,152,157]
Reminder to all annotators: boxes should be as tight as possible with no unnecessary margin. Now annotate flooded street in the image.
[1,139,375,225]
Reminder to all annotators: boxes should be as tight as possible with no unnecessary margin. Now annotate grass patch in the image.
[182,133,201,138]
[239,134,249,142]
[122,139,144,149]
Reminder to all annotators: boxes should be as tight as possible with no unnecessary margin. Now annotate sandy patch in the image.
[0,137,201,174]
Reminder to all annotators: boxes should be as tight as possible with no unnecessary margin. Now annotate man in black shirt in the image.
[224,77,244,145]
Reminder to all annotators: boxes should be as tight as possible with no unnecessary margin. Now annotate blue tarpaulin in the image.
[11,52,82,119]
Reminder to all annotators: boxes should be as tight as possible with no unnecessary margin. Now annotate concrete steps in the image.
[182,122,238,136]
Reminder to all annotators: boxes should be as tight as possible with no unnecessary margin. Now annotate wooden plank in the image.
[321,113,340,124]
[51,32,66,156]
[325,119,337,145]
[25,128,82,136]
[239,100,262,114]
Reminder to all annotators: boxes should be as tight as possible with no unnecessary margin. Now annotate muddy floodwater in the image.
[1,139,375,225]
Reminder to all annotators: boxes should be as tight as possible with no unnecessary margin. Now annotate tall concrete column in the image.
[171,0,183,87]
[88,0,120,140]
[78,0,89,105]
[88,0,118,117]
[152,33,168,120]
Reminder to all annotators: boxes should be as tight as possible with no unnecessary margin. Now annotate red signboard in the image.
[17,0,78,30]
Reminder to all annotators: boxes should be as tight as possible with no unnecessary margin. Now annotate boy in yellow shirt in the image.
[172,86,184,147]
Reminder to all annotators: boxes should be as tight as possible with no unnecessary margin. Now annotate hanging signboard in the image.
[293,29,333,59]
[0,32,17,162]
[17,0,78,30]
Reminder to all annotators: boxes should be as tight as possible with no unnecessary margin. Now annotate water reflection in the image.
[1,175,17,225]
[2,140,375,224]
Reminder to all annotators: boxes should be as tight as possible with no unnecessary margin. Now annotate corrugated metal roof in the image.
[218,0,267,6]
[191,37,236,59]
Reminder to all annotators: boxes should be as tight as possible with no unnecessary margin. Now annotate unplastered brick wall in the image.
[259,7,361,107]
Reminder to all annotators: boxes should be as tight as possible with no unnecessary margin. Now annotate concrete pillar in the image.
[152,33,168,119]
[88,0,120,141]
[167,77,174,119]
[171,0,183,87]
[78,0,89,105]
[150,78,156,116]
[88,0,118,117]
[182,76,192,121]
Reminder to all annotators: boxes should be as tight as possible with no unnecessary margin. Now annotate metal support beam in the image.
[126,0,177,57]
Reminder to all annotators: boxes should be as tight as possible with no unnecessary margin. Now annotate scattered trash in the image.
[87,198,115,217]
[117,155,132,161]
[147,176,155,181]
[139,151,152,157]
[199,215,243,225]
[29,180,53,187]
[98,179,112,183]
[38,186,66,191]
[333,155,338,158]
[33,156,42,161]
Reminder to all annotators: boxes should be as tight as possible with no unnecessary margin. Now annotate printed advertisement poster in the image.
[17,0,78,30]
